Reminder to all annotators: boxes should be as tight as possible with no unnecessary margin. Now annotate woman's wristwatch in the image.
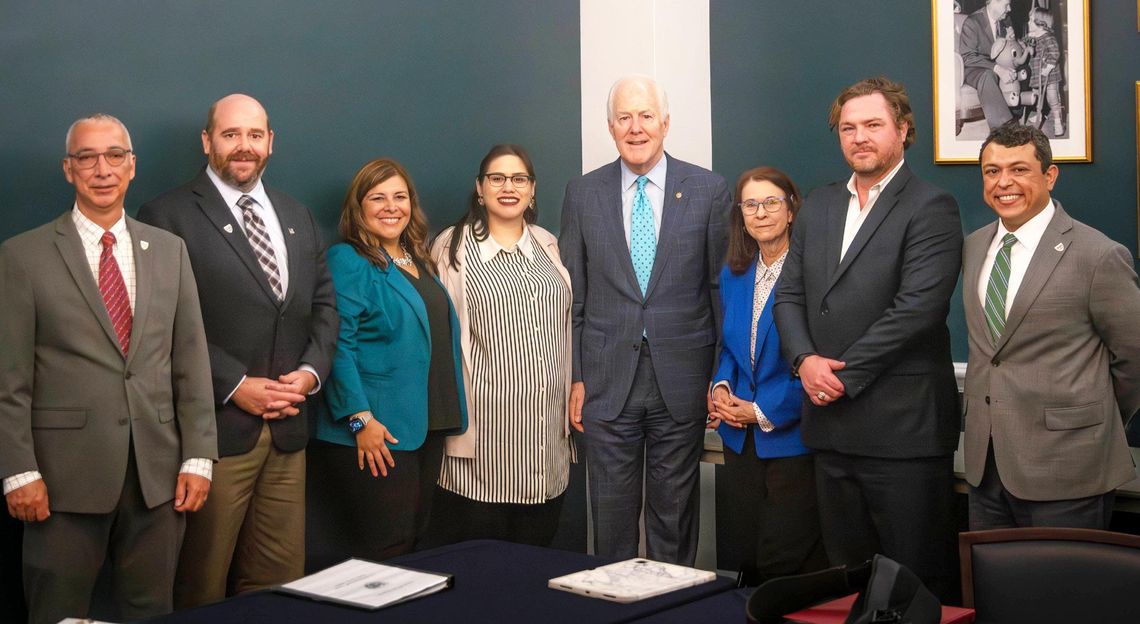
[348,412,373,435]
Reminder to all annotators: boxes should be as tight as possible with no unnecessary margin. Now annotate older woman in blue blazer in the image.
[307,158,466,570]
[709,166,826,586]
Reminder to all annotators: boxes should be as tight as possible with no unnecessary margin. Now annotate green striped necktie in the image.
[983,233,1018,344]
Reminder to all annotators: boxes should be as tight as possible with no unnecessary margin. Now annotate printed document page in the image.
[279,558,450,610]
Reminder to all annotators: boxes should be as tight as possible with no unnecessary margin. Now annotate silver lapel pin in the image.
[223,224,234,234]
[140,240,149,250]
[1054,243,1064,252]
[288,227,296,235]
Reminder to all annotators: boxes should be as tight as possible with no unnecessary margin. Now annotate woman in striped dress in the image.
[428,144,574,547]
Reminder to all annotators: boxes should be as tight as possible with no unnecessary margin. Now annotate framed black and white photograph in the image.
[932,0,1090,163]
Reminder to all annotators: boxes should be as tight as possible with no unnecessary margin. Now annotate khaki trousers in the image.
[174,423,305,608]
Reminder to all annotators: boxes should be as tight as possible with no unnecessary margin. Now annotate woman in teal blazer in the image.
[709,166,826,586]
[307,158,466,569]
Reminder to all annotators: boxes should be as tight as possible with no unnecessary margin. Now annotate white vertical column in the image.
[577,0,718,572]
[579,0,712,174]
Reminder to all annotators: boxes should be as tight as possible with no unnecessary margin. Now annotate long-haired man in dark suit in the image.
[774,77,963,600]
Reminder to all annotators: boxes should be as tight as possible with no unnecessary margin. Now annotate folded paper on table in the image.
[277,558,452,610]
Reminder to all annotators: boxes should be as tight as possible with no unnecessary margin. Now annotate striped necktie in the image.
[630,175,656,296]
[983,233,1017,344]
[99,231,132,354]
[238,194,285,301]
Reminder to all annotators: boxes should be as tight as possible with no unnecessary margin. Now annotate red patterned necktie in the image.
[99,231,132,354]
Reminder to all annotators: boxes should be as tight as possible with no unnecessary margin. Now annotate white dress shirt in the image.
[205,167,321,400]
[207,166,290,292]
[620,156,667,250]
[976,200,1056,317]
[841,158,906,261]
[2,207,210,495]
[74,208,136,310]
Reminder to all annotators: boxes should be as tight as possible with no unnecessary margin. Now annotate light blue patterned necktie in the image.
[630,175,656,296]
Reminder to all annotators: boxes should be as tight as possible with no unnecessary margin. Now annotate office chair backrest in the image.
[960,528,1140,624]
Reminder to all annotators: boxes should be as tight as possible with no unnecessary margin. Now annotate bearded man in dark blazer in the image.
[137,94,337,607]
[774,77,962,600]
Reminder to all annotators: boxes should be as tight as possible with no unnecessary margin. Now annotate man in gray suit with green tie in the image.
[0,114,217,624]
[963,123,1140,529]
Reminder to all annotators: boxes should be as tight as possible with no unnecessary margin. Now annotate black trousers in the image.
[427,486,566,548]
[305,434,445,571]
[721,432,828,586]
[22,450,184,624]
[814,450,957,603]
[969,443,1114,530]
[1,503,26,623]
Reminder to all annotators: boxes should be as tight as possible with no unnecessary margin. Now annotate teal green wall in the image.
[0,0,588,556]
[0,1,581,239]
[711,1,1140,361]
[4,0,1138,361]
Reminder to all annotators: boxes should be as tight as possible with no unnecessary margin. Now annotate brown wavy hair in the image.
[827,76,916,150]
[725,166,802,275]
[338,158,434,274]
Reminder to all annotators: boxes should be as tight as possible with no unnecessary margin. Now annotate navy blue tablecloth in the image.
[628,586,753,622]
[146,540,734,623]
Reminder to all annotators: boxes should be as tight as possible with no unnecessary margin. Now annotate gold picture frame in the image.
[932,0,1092,163]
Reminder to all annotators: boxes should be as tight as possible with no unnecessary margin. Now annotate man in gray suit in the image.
[960,0,1016,129]
[963,123,1140,529]
[0,114,216,624]
[560,75,731,565]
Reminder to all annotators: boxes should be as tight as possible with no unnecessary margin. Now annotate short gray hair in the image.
[606,75,669,122]
[65,113,133,154]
